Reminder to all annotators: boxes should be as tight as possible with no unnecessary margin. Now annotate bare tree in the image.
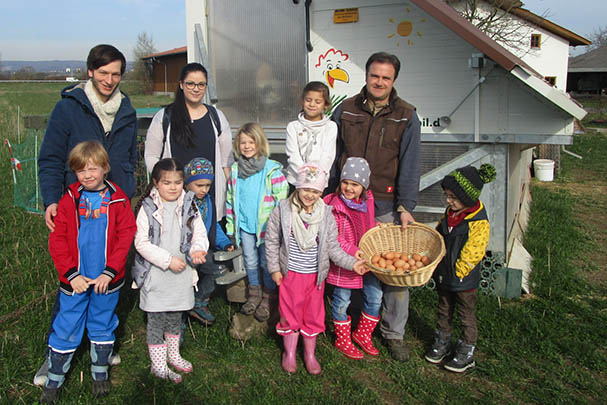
[445,0,542,56]
[588,26,607,50]
[132,31,157,94]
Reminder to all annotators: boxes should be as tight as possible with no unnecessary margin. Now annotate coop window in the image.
[530,34,541,49]
[545,76,556,86]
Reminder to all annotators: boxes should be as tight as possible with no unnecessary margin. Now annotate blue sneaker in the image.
[189,299,216,326]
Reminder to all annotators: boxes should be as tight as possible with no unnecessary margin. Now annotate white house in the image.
[447,0,591,90]
[184,0,586,284]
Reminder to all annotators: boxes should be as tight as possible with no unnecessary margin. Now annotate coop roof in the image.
[142,46,187,60]
[412,0,586,120]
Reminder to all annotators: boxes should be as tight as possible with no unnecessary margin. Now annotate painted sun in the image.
[387,7,425,46]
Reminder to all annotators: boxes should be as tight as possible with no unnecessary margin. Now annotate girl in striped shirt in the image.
[265,163,366,375]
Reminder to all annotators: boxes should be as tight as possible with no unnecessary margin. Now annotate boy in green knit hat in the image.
[425,163,496,372]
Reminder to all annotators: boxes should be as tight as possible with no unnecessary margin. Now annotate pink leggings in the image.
[276,270,325,337]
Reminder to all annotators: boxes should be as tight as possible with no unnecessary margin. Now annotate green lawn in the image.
[0,84,606,403]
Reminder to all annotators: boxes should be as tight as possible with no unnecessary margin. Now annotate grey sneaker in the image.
[34,354,120,386]
[444,340,475,373]
[425,330,451,364]
[385,339,410,362]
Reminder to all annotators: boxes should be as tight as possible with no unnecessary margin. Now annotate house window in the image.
[545,76,556,86]
[530,34,541,49]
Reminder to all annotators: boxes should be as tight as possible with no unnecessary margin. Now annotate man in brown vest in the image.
[331,52,421,361]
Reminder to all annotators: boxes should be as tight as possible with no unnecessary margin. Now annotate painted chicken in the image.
[315,48,350,89]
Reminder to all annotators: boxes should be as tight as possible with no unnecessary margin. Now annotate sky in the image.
[0,0,605,62]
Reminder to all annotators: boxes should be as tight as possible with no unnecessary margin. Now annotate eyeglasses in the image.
[184,81,207,90]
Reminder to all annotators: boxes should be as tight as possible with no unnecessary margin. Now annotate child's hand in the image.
[70,275,91,294]
[225,244,235,252]
[352,260,369,275]
[191,251,207,264]
[89,274,112,294]
[355,250,364,260]
[169,256,187,272]
[271,272,283,286]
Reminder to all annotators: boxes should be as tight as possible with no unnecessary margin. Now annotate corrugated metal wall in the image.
[208,0,307,128]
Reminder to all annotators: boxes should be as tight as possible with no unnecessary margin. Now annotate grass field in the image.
[0,83,606,404]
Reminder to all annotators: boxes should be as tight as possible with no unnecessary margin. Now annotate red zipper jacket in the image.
[49,180,137,295]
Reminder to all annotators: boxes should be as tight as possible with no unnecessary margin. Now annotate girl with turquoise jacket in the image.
[226,123,289,322]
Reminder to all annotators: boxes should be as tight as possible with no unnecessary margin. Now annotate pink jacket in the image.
[323,190,376,288]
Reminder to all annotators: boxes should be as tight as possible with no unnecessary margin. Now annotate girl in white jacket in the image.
[133,158,209,384]
[285,81,337,189]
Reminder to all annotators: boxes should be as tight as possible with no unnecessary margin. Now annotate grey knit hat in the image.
[340,157,371,189]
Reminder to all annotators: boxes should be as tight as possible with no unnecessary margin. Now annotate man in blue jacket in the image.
[39,43,137,231]
[35,44,137,389]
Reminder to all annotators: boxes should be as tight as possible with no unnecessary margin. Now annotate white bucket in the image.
[533,159,555,182]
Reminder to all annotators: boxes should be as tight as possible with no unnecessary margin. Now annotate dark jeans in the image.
[194,249,222,302]
[436,289,478,345]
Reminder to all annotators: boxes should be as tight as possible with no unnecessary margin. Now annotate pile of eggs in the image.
[370,252,431,273]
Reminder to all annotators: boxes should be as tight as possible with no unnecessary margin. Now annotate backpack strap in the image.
[159,104,173,160]
[204,103,222,135]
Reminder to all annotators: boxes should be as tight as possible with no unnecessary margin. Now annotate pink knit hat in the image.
[295,163,327,192]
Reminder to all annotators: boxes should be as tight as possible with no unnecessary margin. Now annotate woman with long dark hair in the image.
[145,63,233,218]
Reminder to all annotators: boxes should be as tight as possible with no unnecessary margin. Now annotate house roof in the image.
[509,7,591,47]
[412,0,586,120]
[142,46,187,60]
[569,46,607,73]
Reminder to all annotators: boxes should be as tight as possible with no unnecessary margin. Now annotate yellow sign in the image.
[334,8,358,24]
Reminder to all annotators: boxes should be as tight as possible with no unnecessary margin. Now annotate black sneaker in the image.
[425,330,451,364]
[40,386,59,404]
[444,340,475,373]
[385,339,410,362]
[92,380,110,397]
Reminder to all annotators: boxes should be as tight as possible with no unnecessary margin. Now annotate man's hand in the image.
[45,203,58,232]
[400,210,415,230]
[191,251,207,264]
[89,274,112,294]
[70,275,91,294]
[271,272,283,286]
[169,256,187,272]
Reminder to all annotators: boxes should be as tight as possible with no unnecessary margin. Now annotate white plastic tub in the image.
[533,159,555,182]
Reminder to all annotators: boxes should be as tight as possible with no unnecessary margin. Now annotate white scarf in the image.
[84,79,123,134]
[296,112,331,163]
[291,197,325,251]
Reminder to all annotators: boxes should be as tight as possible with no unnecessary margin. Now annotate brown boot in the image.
[241,285,262,315]
[254,287,276,322]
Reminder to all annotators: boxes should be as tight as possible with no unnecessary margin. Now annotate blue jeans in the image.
[331,273,382,321]
[240,230,276,290]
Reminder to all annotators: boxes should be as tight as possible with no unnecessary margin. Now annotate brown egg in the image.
[382,251,392,259]
[402,262,410,270]
[395,266,404,273]
[408,258,416,266]
[412,253,422,262]
[421,255,431,265]
[410,265,418,271]
[400,253,409,261]
[393,259,406,268]
[378,258,387,268]
[415,261,424,268]
[386,265,396,271]
[371,254,381,264]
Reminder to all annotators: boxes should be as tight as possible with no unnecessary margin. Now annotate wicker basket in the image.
[359,223,446,287]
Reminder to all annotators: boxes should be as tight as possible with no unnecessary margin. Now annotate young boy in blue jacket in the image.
[184,158,234,325]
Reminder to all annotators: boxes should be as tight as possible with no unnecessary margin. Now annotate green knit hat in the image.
[441,163,496,207]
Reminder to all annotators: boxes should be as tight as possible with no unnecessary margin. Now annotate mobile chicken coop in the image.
[184,0,586,288]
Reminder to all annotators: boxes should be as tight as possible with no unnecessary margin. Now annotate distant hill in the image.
[0,60,134,74]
